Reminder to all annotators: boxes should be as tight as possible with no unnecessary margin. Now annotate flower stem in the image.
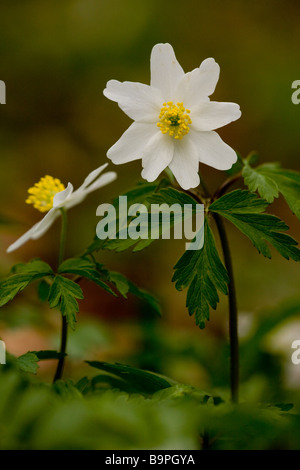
[53,208,68,383]
[58,208,67,267]
[212,172,242,202]
[213,213,239,403]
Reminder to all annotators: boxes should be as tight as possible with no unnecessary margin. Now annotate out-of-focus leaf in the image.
[37,279,50,302]
[86,361,172,395]
[16,352,39,374]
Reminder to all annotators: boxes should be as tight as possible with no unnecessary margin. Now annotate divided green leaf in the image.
[16,352,40,374]
[48,276,84,329]
[0,259,54,307]
[210,189,300,260]
[173,219,229,328]
[58,257,116,296]
[243,162,300,219]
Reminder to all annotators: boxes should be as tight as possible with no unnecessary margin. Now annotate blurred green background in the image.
[0,0,299,401]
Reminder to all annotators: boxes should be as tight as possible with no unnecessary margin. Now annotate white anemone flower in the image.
[104,43,241,190]
[7,163,117,253]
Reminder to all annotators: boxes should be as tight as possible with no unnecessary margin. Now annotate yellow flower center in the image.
[157,101,192,139]
[26,176,65,212]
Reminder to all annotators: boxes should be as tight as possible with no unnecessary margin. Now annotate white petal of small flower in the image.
[31,208,59,240]
[191,102,241,132]
[104,43,241,190]
[189,130,238,170]
[174,58,220,107]
[82,171,117,195]
[53,183,74,208]
[77,163,109,191]
[7,165,117,253]
[150,43,185,100]
[6,224,40,253]
[141,133,174,182]
[66,171,117,209]
[107,122,158,164]
[168,138,200,190]
[104,80,162,122]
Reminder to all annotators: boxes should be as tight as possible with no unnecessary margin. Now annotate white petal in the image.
[191,101,241,131]
[168,138,200,190]
[77,163,108,192]
[107,122,158,165]
[6,223,39,253]
[189,130,237,170]
[53,183,73,208]
[6,208,59,252]
[84,171,117,193]
[175,58,220,107]
[32,208,59,239]
[141,134,174,182]
[66,171,117,210]
[104,80,162,122]
[150,43,185,100]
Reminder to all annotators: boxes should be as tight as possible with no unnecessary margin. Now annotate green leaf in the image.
[11,350,65,375]
[86,361,172,395]
[108,271,130,297]
[48,276,84,329]
[243,163,279,203]
[0,259,54,308]
[243,163,300,219]
[87,180,169,253]
[11,259,53,276]
[172,219,229,328]
[148,187,198,207]
[129,283,161,316]
[274,403,294,412]
[58,257,116,296]
[52,380,83,399]
[16,352,39,374]
[37,280,50,302]
[109,271,161,316]
[210,188,268,213]
[210,189,300,261]
[101,186,198,253]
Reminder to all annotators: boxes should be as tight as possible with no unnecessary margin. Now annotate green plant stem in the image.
[212,172,242,201]
[213,213,239,403]
[181,177,240,402]
[53,315,68,383]
[53,208,68,383]
[58,208,67,267]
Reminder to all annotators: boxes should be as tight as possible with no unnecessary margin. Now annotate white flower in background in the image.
[7,163,117,253]
[104,43,241,190]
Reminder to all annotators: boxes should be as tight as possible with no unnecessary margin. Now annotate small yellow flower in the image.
[25,176,65,213]
[7,164,117,253]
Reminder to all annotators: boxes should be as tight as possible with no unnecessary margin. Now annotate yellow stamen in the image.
[157,101,192,139]
[26,175,65,212]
